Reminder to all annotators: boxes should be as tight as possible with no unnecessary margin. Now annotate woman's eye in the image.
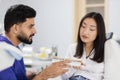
[82,25,86,28]
[90,29,96,31]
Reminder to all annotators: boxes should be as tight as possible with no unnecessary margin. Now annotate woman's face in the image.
[80,18,97,45]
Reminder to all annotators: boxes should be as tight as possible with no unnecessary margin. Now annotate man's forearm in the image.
[32,71,48,80]
[27,73,36,80]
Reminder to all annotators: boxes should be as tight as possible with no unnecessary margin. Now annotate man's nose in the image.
[32,27,37,34]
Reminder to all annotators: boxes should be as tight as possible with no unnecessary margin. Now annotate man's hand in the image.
[32,60,71,80]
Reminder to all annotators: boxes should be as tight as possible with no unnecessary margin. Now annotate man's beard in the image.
[17,33,34,44]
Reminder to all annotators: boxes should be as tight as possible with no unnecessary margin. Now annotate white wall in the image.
[0,0,74,57]
[0,0,19,33]
[108,0,120,36]
[1,0,119,57]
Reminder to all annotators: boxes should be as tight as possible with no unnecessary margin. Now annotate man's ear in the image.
[12,24,19,34]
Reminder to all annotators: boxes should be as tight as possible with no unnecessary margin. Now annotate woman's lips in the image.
[82,35,89,39]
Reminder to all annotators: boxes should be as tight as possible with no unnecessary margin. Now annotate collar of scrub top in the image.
[5,49,22,60]
[0,34,22,60]
[0,42,23,60]
[0,34,20,49]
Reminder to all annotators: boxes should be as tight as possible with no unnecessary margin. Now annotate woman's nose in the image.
[83,29,89,35]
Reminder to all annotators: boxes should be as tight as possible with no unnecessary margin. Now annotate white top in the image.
[62,43,104,80]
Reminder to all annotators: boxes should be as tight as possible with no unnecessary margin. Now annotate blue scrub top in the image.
[0,35,27,80]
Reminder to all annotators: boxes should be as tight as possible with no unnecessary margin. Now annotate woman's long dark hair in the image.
[74,12,106,63]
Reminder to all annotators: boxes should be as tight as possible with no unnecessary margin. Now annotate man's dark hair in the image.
[4,4,36,32]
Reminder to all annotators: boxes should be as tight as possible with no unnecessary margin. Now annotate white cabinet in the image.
[85,0,107,20]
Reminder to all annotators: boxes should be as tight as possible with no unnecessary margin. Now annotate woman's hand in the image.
[69,60,86,70]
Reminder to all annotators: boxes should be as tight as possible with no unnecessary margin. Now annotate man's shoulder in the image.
[0,34,5,41]
[0,42,23,57]
[0,45,15,71]
[0,42,23,71]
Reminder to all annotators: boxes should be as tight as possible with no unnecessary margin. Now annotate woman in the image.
[62,12,106,80]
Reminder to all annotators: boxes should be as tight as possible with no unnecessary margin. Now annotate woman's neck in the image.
[84,43,93,57]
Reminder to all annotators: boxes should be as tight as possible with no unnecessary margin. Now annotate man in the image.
[0,4,70,80]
